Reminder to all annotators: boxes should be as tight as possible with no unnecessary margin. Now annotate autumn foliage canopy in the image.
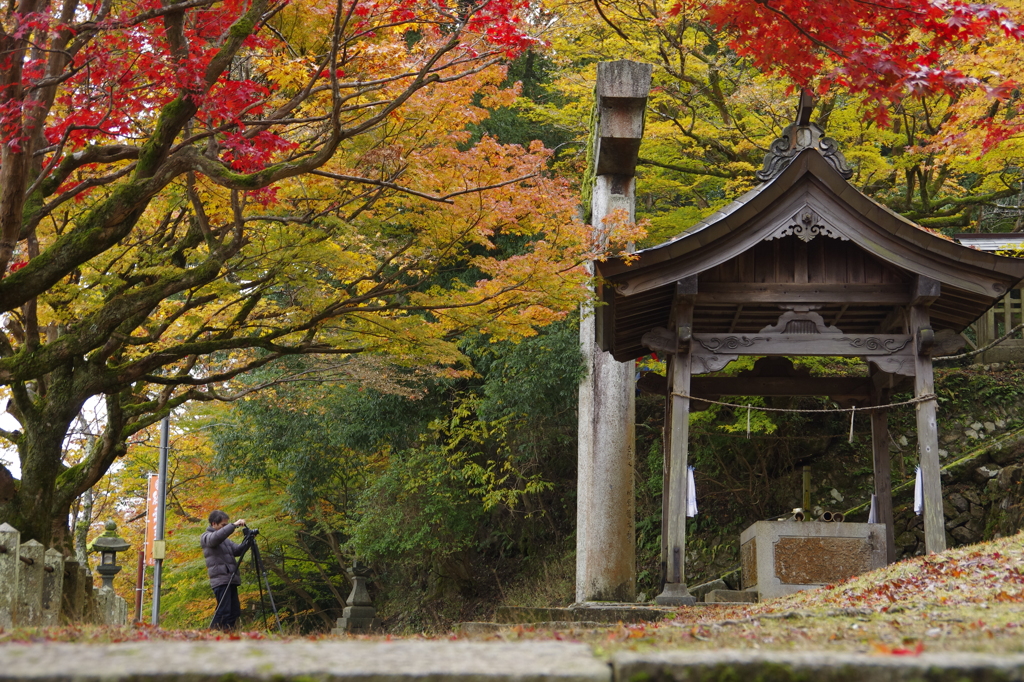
[0,0,634,546]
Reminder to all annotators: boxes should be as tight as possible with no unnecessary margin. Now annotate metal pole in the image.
[151,416,169,625]
[134,549,145,623]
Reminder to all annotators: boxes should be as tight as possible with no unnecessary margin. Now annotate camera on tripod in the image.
[243,526,259,538]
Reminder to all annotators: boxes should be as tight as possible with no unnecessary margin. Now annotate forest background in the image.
[2,0,1024,633]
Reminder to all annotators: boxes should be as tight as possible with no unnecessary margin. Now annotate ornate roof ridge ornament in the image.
[756,91,853,183]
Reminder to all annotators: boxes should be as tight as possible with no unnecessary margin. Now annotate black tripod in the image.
[209,528,283,633]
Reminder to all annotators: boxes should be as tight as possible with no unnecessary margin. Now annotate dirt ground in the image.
[4,530,1024,660]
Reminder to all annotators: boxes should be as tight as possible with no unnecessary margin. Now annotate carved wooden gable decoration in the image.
[594,141,1024,365]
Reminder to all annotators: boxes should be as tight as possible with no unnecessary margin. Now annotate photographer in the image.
[200,510,253,630]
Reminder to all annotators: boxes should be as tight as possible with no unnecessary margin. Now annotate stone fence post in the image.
[17,539,45,626]
[42,548,65,626]
[0,524,103,627]
[0,523,19,627]
[0,522,90,622]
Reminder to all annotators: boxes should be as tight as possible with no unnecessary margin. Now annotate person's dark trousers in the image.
[211,584,240,630]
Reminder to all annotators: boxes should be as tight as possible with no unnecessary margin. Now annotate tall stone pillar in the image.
[577,60,652,604]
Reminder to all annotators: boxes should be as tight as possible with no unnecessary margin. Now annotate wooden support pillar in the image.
[868,389,897,564]
[910,276,945,554]
[983,306,995,346]
[656,278,697,606]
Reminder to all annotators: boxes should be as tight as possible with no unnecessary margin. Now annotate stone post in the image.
[62,559,85,624]
[41,548,65,626]
[17,539,45,626]
[0,523,19,627]
[82,564,98,624]
[576,59,652,604]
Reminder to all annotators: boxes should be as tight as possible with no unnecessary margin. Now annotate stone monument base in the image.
[654,583,696,606]
[332,605,381,634]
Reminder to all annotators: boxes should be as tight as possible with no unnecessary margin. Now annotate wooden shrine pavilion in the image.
[591,90,1024,605]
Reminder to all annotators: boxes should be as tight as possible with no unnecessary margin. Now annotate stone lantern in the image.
[331,561,381,634]
[89,521,130,591]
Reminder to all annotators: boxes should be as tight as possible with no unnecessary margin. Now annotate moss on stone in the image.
[580,88,599,224]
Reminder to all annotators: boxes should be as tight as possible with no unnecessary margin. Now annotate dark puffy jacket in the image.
[200,524,249,587]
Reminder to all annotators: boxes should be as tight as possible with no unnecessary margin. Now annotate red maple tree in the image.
[0,0,536,280]
[703,0,1023,124]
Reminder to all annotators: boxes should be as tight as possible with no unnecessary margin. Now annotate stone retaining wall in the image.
[889,431,1024,558]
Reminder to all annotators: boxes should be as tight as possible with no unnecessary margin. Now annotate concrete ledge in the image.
[8,641,1024,682]
[0,641,611,682]
[614,649,1024,682]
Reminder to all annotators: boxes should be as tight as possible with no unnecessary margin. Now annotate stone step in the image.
[455,621,612,636]
[704,589,758,603]
[494,604,675,625]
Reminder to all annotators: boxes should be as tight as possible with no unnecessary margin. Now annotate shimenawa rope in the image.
[669,392,937,414]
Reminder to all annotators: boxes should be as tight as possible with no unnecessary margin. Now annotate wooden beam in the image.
[675,277,698,344]
[912,275,941,306]
[690,376,871,398]
[676,275,699,299]
[910,305,945,554]
[692,333,913,357]
[831,303,849,327]
[696,283,913,305]
[595,281,615,353]
[728,305,743,334]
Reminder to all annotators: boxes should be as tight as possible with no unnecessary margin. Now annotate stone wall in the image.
[889,430,1024,558]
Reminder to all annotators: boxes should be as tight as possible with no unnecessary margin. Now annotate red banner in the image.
[145,474,159,567]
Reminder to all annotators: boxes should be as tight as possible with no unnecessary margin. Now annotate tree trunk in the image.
[75,488,93,575]
[1,363,87,547]
[0,423,69,546]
